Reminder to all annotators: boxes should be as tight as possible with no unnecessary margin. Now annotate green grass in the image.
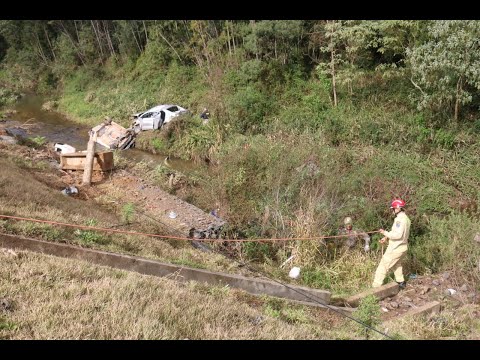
[2,49,479,310]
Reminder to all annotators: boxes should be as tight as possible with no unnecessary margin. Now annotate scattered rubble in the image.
[379,274,479,322]
[97,173,226,240]
[420,286,431,295]
[0,298,13,311]
[0,135,18,145]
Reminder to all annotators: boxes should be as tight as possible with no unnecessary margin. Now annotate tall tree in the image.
[407,20,480,122]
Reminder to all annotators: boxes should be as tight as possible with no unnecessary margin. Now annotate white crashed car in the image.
[132,104,188,133]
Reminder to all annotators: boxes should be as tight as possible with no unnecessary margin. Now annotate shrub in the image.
[354,295,381,339]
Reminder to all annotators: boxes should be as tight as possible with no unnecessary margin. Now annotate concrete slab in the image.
[0,233,331,304]
[393,301,441,320]
[344,283,400,307]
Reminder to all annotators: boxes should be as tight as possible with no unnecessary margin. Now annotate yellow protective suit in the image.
[372,211,411,288]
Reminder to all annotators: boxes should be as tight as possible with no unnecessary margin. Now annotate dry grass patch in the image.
[0,145,240,275]
[382,304,480,340]
[0,249,349,339]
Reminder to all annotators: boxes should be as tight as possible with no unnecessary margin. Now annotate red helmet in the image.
[390,199,406,209]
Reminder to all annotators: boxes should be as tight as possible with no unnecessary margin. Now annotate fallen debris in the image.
[90,118,136,150]
[445,288,457,296]
[474,233,480,245]
[0,135,18,144]
[61,186,79,196]
[60,151,114,171]
[289,267,301,279]
[0,298,13,311]
[5,127,28,139]
[54,143,76,154]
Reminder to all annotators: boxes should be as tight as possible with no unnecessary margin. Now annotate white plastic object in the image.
[168,211,177,219]
[289,267,301,279]
[54,143,76,154]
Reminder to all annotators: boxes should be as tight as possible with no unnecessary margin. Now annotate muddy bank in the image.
[2,93,198,173]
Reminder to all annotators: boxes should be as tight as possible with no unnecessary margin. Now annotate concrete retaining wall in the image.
[0,233,331,304]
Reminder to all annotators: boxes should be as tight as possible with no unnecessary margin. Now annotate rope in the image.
[0,214,380,243]
[132,211,395,340]
[0,212,393,339]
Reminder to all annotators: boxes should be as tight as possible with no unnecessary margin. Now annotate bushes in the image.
[170,117,219,162]
[410,213,480,280]
[0,87,20,107]
[226,85,271,134]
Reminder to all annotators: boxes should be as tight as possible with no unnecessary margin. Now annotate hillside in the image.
[0,20,479,339]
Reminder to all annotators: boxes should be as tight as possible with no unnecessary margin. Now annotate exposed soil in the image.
[380,272,479,321]
[1,118,224,239]
[96,171,225,238]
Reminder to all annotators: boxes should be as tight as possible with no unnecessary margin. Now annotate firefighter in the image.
[338,217,370,252]
[372,199,411,289]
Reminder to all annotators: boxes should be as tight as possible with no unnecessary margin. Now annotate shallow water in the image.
[9,94,198,173]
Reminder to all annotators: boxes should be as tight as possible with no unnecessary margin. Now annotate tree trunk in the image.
[226,21,232,56]
[158,29,182,62]
[131,22,143,53]
[102,20,116,59]
[74,20,80,42]
[250,20,258,60]
[274,38,277,60]
[59,20,86,65]
[331,47,337,107]
[33,31,49,66]
[43,24,56,62]
[454,76,462,122]
[91,20,105,62]
[231,21,236,53]
[142,20,149,44]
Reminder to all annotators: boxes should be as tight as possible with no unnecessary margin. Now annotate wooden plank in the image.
[60,151,113,171]
[344,283,400,307]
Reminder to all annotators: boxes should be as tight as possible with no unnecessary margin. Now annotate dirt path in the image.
[95,170,225,239]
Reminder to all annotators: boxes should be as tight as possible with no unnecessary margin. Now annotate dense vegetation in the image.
[1,20,479,290]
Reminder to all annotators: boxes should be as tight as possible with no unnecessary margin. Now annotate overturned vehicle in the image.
[90,118,137,150]
[132,104,188,133]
